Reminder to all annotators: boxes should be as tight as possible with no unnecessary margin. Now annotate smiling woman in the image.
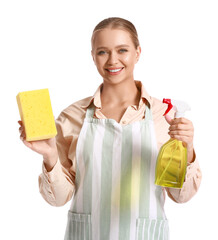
[18,17,202,240]
[91,18,141,88]
[91,28,141,87]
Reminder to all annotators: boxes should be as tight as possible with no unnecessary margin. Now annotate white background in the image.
[0,0,217,239]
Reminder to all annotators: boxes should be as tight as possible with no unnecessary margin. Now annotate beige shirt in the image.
[38,80,202,206]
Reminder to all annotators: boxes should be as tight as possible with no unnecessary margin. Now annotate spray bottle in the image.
[155,98,191,188]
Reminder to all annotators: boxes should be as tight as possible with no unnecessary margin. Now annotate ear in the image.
[136,46,141,63]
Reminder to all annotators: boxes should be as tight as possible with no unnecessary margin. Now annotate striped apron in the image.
[64,103,169,240]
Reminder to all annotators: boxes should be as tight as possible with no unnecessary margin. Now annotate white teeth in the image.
[108,68,123,72]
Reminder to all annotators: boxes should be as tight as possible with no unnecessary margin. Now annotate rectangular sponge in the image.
[16,88,57,141]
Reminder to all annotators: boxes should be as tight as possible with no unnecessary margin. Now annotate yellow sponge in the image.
[16,88,57,141]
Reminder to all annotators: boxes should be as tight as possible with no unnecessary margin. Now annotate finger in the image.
[169,135,191,143]
[170,119,193,130]
[20,130,26,139]
[23,139,33,149]
[164,114,173,125]
[47,137,56,144]
[171,118,191,125]
[20,134,25,141]
[18,120,23,126]
[169,124,193,131]
[169,130,193,138]
[19,126,24,133]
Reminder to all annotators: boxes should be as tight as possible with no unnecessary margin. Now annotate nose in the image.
[107,51,118,65]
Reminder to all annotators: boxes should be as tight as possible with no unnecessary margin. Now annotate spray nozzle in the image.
[163,98,190,118]
[163,99,173,116]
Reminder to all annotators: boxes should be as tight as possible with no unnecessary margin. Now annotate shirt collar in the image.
[81,80,151,109]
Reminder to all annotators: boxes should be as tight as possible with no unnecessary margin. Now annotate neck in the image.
[100,79,140,107]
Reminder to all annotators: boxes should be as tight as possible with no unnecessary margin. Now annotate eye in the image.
[119,48,128,53]
[97,50,107,55]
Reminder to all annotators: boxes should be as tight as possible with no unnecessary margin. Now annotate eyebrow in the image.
[96,44,130,51]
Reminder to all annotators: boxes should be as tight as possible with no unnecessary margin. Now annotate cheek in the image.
[95,58,106,75]
[123,54,137,67]
[122,54,130,62]
[125,57,135,69]
[95,57,106,68]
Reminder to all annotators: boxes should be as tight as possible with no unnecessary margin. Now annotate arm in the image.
[38,111,76,207]
[163,112,202,203]
[165,156,202,203]
[152,97,202,203]
[19,120,73,206]
[19,96,92,206]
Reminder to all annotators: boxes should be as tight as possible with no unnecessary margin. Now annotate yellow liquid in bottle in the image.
[155,139,187,188]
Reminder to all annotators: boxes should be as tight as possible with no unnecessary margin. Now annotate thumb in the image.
[164,114,173,125]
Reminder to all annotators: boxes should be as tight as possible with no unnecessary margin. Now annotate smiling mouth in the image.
[106,67,124,74]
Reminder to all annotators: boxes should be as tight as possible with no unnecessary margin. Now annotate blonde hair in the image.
[91,17,140,49]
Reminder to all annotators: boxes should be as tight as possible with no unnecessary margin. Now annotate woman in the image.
[19,17,202,240]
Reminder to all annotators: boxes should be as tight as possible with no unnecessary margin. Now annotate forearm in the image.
[43,151,58,172]
[165,157,202,203]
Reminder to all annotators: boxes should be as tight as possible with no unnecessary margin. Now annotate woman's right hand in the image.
[18,120,58,171]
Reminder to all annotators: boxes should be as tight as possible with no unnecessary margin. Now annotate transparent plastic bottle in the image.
[155,99,190,188]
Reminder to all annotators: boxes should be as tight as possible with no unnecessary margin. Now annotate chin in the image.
[103,77,129,85]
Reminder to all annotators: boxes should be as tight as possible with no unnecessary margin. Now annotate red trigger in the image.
[163,98,173,116]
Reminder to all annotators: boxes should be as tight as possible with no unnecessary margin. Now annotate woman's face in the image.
[91,28,141,85]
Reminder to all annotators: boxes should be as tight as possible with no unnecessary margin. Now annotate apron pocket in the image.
[64,211,92,240]
[135,218,169,240]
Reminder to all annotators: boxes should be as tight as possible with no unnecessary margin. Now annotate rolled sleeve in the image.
[38,159,75,207]
[165,158,202,203]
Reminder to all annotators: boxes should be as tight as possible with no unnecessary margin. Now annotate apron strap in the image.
[144,104,153,121]
[85,101,96,119]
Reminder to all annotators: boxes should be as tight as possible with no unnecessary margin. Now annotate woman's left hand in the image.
[165,115,195,163]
